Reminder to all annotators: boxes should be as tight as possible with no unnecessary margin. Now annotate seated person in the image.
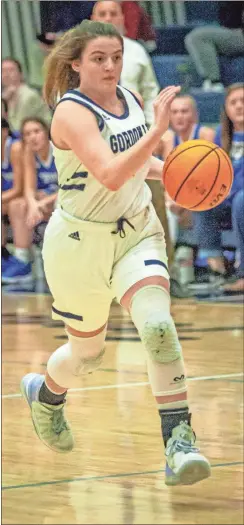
[2,118,58,284]
[193,83,244,292]
[1,58,51,132]
[155,95,215,246]
[1,98,20,139]
[1,116,23,271]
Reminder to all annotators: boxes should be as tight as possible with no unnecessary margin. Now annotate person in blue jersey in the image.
[20,20,211,486]
[193,83,244,292]
[155,96,215,280]
[156,95,215,161]
[1,116,23,272]
[2,118,58,284]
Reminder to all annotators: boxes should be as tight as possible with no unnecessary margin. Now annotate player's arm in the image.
[53,86,180,192]
[1,142,23,204]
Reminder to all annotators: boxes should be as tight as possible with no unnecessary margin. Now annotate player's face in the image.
[22,122,48,152]
[2,60,21,87]
[92,1,124,33]
[77,37,123,91]
[225,87,244,127]
[170,99,196,133]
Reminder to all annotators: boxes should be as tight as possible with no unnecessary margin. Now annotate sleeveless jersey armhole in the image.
[56,93,105,132]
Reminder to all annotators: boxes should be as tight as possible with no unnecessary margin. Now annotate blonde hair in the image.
[221,82,244,153]
[43,20,124,107]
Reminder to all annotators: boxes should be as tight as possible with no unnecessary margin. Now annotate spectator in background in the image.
[184,1,244,92]
[157,95,215,160]
[2,118,58,284]
[29,32,60,91]
[193,83,244,292]
[155,95,214,242]
[121,1,156,52]
[1,58,51,132]
[2,98,8,120]
[2,98,20,139]
[39,1,95,33]
[155,95,215,285]
[1,116,23,272]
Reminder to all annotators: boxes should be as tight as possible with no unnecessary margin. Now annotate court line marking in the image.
[2,461,243,491]
[2,372,243,399]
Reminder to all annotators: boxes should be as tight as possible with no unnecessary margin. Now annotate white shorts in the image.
[42,204,169,331]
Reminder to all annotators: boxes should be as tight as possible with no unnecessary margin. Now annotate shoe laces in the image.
[166,421,199,456]
[52,408,69,435]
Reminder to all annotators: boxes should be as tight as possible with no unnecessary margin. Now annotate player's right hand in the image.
[153,86,181,135]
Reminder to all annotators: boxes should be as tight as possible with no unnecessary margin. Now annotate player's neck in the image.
[37,143,50,162]
[79,84,118,111]
[180,124,195,142]
[233,123,244,132]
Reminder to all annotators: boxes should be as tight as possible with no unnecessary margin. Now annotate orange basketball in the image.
[162,139,233,211]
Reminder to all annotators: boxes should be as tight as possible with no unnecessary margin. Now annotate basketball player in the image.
[1,116,23,272]
[2,118,58,284]
[21,21,211,486]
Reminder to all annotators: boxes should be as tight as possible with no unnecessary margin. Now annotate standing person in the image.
[193,83,244,292]
[21,21,211,486]
[2,118,58,284]
[1,117,23,272]
[1,58,51,132]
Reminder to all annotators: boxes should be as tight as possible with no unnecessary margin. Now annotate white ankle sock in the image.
[15,248,30,263]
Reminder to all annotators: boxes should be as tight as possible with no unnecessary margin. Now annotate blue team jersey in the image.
[173,124,202,148]
[35,143,58,194]
[1,135,20,192]
[214,125,244,200]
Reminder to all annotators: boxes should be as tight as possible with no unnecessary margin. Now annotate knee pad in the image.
[130,286,181,363]
[47,328,106,388]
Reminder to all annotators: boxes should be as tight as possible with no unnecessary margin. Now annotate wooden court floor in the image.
[2,294,244,525]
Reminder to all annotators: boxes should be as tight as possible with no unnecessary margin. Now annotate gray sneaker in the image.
[20,373,74,453]
[165,421,211,485]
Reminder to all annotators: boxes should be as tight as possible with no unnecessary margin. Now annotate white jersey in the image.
[53,86,152,222]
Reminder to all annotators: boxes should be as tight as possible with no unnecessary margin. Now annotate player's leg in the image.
[112,208,210,485]
[2,197,33,283]
[20,322,107,453]
[20,207,113,452]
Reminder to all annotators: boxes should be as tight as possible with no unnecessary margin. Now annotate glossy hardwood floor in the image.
[2,294,244,524]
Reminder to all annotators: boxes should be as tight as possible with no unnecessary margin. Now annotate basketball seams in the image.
[173,146,219,202]
[189,149,221,210]
[163,143,217,185]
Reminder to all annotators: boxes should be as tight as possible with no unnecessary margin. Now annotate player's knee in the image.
[141,315,181,363]
[67,330,105,375]
[130,286,181,364]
